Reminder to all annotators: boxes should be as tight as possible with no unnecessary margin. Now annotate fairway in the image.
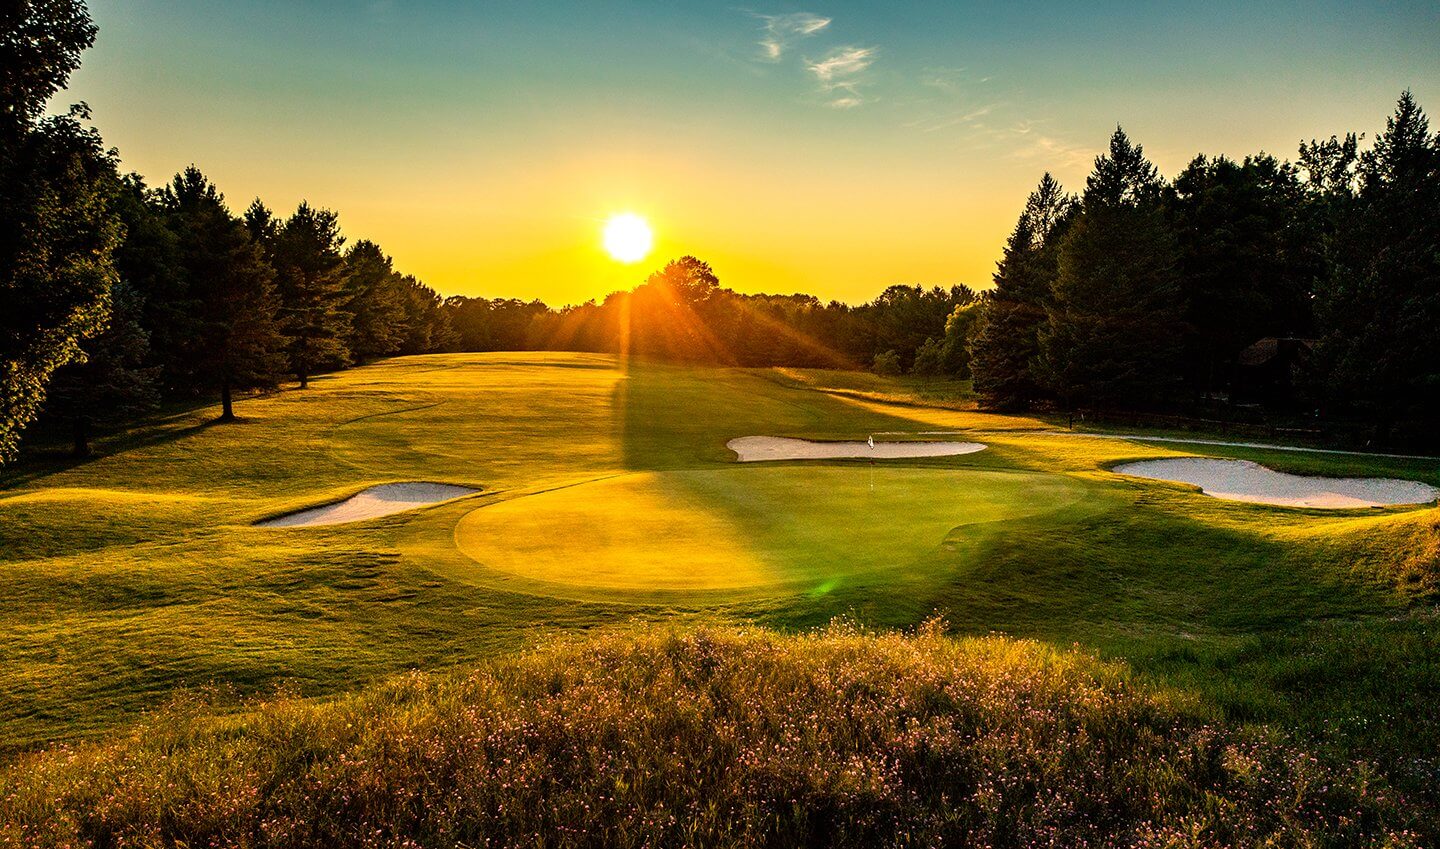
[453,466,1088,595]
[3,352,1439,774]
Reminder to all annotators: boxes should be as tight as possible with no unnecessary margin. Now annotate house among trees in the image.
[1232,337,1315,407]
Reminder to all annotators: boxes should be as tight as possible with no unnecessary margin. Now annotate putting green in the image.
[453,466,1090,596]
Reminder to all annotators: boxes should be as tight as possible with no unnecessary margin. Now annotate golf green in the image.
[452,466,1090,596]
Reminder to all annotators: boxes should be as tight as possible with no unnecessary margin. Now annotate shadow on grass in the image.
[609,360,1407,640]
[1,412,232,489]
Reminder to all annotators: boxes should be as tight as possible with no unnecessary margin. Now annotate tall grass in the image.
[0,623,1424,847]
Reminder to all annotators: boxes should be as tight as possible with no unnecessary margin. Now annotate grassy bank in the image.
[1,623,1427,847]
[2,353,1438,839]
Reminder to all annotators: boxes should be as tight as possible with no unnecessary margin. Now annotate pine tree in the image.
[341,240,405,362]
[395,275,455,354]
[110,174,192,393]
[242,198,278,249]
[1167,154,1314,396]
[1039,129,1186,408]
[1314,91,1440,437]
[161,168,286,420]
[271,203,351,387]
[969,173,1074,409]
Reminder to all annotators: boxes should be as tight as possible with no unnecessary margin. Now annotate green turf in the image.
[451,466,1089,598]
[2,352,1438,808]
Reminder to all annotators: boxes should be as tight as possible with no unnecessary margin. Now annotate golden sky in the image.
[63,1,1440,305]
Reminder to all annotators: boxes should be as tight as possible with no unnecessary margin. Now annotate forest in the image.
[4,0,1438,459]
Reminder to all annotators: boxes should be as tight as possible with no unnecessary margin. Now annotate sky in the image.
[61,0,1440,305]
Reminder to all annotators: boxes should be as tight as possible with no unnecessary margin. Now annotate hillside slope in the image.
[0,624,1425,847]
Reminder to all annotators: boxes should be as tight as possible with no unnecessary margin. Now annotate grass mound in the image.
[0,624,1423,848]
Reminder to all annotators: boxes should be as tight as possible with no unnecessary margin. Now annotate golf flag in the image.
[867,435,875,450]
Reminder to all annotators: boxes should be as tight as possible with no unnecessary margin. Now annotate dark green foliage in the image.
[445,295,552,351]
[42,281,159,455]
[390,275,453,355]
[1314,92,1440,434]
[519,271,973,371]
[1167,154,1317,395]
[0,109,120,462]
[1040,129,1186,408]
[340,240,405,362]
[160,168,286,420]
[911,303,980,377]
[967,94,1436,434]
[268,202,352,387]
[111,174,189,393]
[908,336,944,375]
[862,284,975,372]
[938,301,979,376]
[970,173,1073,408]
[241,197,277,247]
[1299,132,1361,199]
[0,1,118,463]
[617,255,725,361]
[0,0,96,131]
[1169,155,1319,388]
[871,349,901,375]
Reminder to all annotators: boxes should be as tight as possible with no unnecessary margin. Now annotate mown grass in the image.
[761,367,978,410]
[2,352,1439,840]
[1,622,1428,847]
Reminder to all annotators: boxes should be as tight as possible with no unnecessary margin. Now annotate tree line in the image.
[25,164,458,456]
[968,93,1439,447]
[4,2,1436,461]
[1,3,456,460]
[445,267,976,374]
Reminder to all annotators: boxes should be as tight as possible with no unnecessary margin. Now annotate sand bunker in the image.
[257,482,479,527]
[728,436,987,463]
[1113,458,1438,508]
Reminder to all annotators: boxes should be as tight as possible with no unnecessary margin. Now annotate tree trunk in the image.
[298,368,308,389]
[71,415,90,458]
[219,378,235,421]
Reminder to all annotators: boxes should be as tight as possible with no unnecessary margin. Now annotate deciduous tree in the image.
[0,1,119,462]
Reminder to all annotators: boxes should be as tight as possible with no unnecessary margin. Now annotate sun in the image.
[602,213,653,263]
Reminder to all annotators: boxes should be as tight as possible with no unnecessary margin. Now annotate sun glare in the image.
[603,213,653,263]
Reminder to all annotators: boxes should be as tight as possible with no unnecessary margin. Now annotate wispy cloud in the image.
[754,12,831,61]
[806,46,876,81]
[905,104,995,133]
[918,67,966,94]
[743,12,878,110]
[805,46,878,107]
[901,75,1094,173]
[1009,127,1094,170]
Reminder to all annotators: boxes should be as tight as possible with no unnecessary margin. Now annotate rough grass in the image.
[3,353,1440,834]
[0,623,1427,848]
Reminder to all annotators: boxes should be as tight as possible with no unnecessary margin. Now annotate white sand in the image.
[1048,431,1437,460]
[728,436,987,463]
[257,482,480,527]
[1112,458,1438,508]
